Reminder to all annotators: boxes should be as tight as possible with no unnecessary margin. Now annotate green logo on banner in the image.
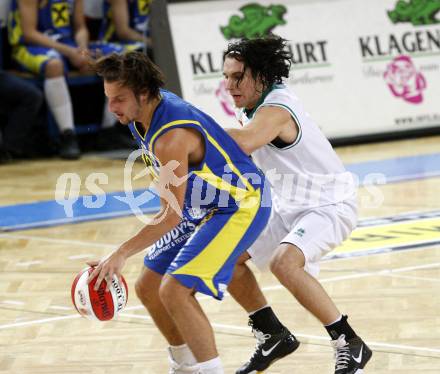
[220,3,287,39]
[387,0,440,26]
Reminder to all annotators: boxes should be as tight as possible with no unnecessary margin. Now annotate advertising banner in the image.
[167,0,440,139]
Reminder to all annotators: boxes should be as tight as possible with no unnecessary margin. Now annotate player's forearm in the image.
[22,31,74,56]
[226,128,254,155]
[117,28,147,43]
[74,27,89,50]
[116,210,181,258]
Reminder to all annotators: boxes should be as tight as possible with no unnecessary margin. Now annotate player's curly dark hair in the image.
[91,51,165,98]
[223,35,292,89]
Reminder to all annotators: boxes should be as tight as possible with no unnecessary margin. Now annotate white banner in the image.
[168,0,440,139]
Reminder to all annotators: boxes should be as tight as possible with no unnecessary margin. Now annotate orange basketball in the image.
[71,267,128,321]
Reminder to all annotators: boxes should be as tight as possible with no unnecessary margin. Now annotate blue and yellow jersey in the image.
[129,90,266,211]
[8,0,74,46]
[99,0,151,42]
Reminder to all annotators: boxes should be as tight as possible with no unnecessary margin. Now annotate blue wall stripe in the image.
[0,190,160,231]
[345,153,440,183]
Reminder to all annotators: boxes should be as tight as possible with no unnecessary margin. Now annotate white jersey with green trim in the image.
[237,84,356,209]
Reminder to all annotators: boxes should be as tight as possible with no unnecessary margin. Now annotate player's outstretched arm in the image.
[227,106,297,155]
[88,128,198,290]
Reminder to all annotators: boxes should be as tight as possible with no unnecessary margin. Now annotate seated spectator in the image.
[8,0,133,159]
[0,70,53,162]
[99,0,152,53]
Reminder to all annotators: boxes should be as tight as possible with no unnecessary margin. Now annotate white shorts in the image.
[248,196,357,277]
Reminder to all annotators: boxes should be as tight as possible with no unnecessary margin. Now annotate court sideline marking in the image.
[2,209,440,262]
[1,259,439,357]
[1,213,439,357]
[120,313,440,356]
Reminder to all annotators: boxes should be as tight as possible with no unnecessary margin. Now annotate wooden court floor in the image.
[0,136,439,373]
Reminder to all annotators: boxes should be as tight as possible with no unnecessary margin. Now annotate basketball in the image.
[71,267,128,321]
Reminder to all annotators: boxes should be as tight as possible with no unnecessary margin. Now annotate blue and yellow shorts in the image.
[11,39,124,76]
[145,194,271,300]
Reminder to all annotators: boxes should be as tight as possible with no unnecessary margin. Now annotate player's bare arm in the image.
[116,129,196,255]
[227,106,298,155]
[111,0,133,40]
[88,128,203,289]
[110,0,148,43]
[72,0,89,51]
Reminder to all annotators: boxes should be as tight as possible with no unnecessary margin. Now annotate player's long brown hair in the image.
[92,51,165,99]
[223,35,292,89]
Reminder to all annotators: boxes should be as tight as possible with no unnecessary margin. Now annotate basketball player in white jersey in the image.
[223,36,372,374]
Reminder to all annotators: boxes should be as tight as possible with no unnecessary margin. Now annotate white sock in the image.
[44,77,74,132]
[198,356,223,374]
[168,344,197,365]
[101,98,116,128]
[325,314,343,327]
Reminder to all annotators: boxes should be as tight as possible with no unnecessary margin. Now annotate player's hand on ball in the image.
[87,250,127,292]
[72,266,128,321]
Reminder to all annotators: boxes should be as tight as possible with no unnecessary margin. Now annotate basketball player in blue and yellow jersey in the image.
[99,0,152,51]
[88,51,270,374]
[8,0,124,159]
